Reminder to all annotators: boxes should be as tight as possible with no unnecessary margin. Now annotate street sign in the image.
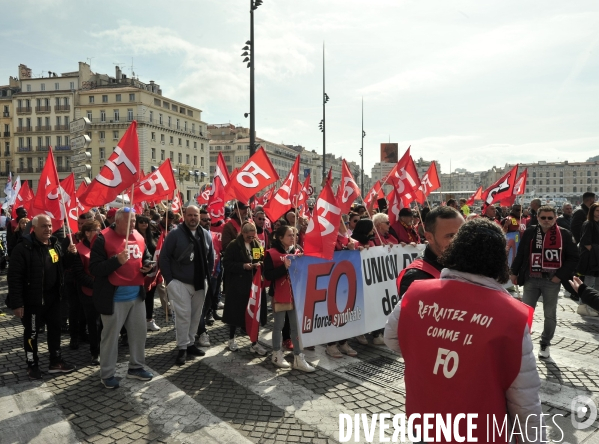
[69,117,91,134]
[71,152,91,163]
[72,164,91,174]
[71,134,91,151]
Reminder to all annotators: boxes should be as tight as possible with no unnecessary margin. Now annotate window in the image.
[113,131,119,140]
[170,151,174,161]
[161,134,165,143]
[151,148,156,160]
[129,93,135,102]
[192,123,195,133]
[70,82,74,90]
[170,136,174,145]
[116,94,121,102]
[114,110,119,121]
[99,131,105,140]
[65,135,69,145]
[37,136,42,147]
[186,154,190,164]
[41,83,45,91]
[161,150,165,161]
[89,96,94,103]
[159,114,163,124]
[178,138,182,146]
[186,140,189,148]
[178,153,182,163]
[588,171,592,176]
[45,136,51,147]
[87,110,92,120]
[200,157,204,167]
[127,109,133,121]
[172,105,178,112]
[55,82,59,90]
[193,156,197,166]
[176,119,180,129]
[102,95,108,103]
[56,116,62,126]
[184,121,187,131]
[560,179,563,184]
[149,111,153,123]
[26,137,32,148]
[154,98,161,106]
[573,171,577,176]
[56,136,62,146]
[194,141,197,149]
[99,148,105,159]
[168,116,171,127]
[55,97,61,107]
[100,110,106,122]
[26,84,31,92]
[151,132,156,141]
[574,186,577,192]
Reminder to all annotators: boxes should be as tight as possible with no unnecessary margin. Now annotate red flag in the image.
[263,155,301,221]
[325,167,333,187]
[11,181,34,219]
[481,164,519,209]
[131,159,176,204]
[32,147,61,219]
[336,160,361,214]
[414,161,441,204]
[196,184,211,205]
[303,183,342,260]
[364,181,384,207]
[465,186,483,206]
[230,147,279,204]
[297,174,311,216]
[245,266,262,343]
[55,174,77,234]
[387,188,406,227]
[499,169,528,206]
[144,231,165,291]
[171,191,183,214]
[207,152,230,223]
[80,121,140,207]
[388,148,420,205]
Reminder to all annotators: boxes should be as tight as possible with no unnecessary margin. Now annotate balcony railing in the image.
[3,151,10,156]
[54,105,71,112]
[35,106,51,113]
[54,125,69,131]
[18,146,33,152]
[35,125,51,131]
[2,112,9,117]
[56,166,71,172]
[16,107,32,114]
[0,171,9,177]
[2,132,9,137]
[36,145,49,152]
[54,145,71,151]
[17,167,34,173]
[16,126,33,133]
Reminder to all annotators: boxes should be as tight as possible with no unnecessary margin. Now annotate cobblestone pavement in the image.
[1,276,599,443]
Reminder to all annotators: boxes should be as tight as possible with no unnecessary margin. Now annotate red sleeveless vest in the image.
[398,279,532,443]
[266,248,294,304]
[396,259,441,295]
[102,227,145,287]
[76,241,93,296]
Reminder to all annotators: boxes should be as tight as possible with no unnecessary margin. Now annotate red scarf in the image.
[530,224,562,274]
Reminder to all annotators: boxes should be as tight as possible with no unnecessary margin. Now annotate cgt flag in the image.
[80,121,140,207]
[481,164,519,210]
[230,147,279,204]
[245,265,262,343]
[303,183,342,260]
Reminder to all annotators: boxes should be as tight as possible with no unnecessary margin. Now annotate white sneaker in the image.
[217,301,225,309]
[293,353,316,372]
[250,343,267,356]
[538,345,550,359]
[355,335,368,345]
[338,342,357,357]
[147,319,161,331]
[271,350,290,368]
[197,333,210,347]
[577,304,599,317]
[372,336,385,345]
[326,344,343,358]
[228,338,238,352]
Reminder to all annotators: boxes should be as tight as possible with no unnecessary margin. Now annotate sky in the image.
[2,0,598,175]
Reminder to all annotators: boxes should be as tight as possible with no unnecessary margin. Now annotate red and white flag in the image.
[364,181,384,207]
[499,168,528,206]
[303,183,342,260]
[11,181,34,219]
[387,148,420,205]
[482,164,519,209]
[263,155,301,221]
[414,161,440,204]
[171,191,183,214]
[336,160,361,214]
[55,174,77,234]
[80,121,140,207]
[208,152,230,223]
[297,174,311,216]
[31,147,65,228]
[131,159,176,204]
[230,147,279,204]
[196,184,211,205]
[144,231,165,291]
[387,188,406,227]
[245,266,262,343]
[65,181,91,234]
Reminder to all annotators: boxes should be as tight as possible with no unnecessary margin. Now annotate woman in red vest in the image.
[263,225,316,372]
[384,218,544,443]
[73,219,102,366]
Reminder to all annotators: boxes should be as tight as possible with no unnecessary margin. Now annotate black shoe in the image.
[69,338,79,350]
[187,345,206,357]
[212,312,222,321]
[176,349,186,366]
[48,359,76,374]
[205,313,215,326]
[28,365,42,380]
[91,354,100,366]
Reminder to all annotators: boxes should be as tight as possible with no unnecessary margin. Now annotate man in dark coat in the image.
[571,192,596,244]
[7,214,77,380]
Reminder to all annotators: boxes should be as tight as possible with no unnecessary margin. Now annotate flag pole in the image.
[124,184,135,248]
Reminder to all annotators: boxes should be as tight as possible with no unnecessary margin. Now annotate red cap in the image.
[107,208,117,219]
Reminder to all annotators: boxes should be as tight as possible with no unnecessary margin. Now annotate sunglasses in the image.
[201,218,211,222]
[256,217,265,221]
[539,216,554,220]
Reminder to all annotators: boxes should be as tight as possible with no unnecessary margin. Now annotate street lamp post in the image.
[319,43,329,179]
[360,97,365,197]
[241,0,262,157]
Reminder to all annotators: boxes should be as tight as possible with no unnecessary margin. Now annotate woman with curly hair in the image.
[384,218,544,442]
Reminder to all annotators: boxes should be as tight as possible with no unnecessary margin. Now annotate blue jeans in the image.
[522,277,560,346]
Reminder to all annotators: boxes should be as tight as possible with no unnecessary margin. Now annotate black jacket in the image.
[556,214,572,231]
[398,245,443,298]
[577,283,599,312]
[6,234,67,308]
[571,204,590,244]
[89,228,152,315]
[509,225,579,286]
[577,220,599,277]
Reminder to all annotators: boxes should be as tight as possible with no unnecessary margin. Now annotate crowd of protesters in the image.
[1,189,595,394]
